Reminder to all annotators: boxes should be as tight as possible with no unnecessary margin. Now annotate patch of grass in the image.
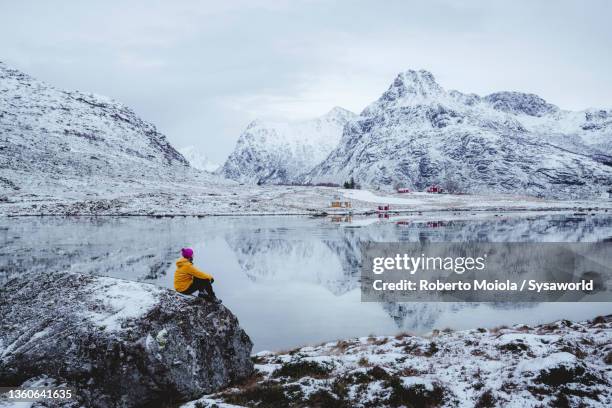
[229,371,264,390]
[605,351,612,365]
[397,367,420,377]
[490,325,509,334]
[222,382,302,408]
[330,377,350,400]
[394,332,411,340]
[474,389,496,408]
[534,362,604,389]
[334,340,352,353]
[384,377,445,408]
[368,337,390,346]
[557,343,586,359]
[340,365,392,386]
[357,356,371,367]
[272,360,333,379]
[537,365,581,387]
[425,341,439,356]
[307,389,350,408]
[367,366,391,381]
[251,355,267,364]
[497,341,529,354]
[551,393,571,408]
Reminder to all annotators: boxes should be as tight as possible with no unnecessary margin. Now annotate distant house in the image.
[426,185,444,193]
[397,188,411,193]
[330,200,352,208]
[377,205,390,211]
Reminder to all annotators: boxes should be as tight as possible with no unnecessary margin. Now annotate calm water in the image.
[2,211,611,351]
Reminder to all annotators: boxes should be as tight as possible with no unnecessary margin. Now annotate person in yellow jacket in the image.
[174,247,220,303]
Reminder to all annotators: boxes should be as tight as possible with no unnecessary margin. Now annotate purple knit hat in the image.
[181,247,194,258]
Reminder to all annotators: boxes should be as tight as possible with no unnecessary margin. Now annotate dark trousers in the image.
[181,277,217,299]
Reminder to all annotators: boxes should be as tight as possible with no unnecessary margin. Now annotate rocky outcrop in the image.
[0,272,253,408]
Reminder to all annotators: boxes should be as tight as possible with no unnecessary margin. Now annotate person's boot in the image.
[197,292,211,301]
[198,291,221,304]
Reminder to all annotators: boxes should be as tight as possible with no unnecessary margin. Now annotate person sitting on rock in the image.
[174,247,221,303]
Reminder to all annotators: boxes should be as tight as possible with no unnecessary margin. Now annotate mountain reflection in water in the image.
[2,212,611,351]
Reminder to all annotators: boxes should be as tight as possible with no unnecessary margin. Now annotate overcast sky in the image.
[1,0,611,162]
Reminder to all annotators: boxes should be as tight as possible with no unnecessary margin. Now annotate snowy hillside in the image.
[0,61,201,196]
[178,145,220,172]
[306,70,612,199]
[221,107,356,184]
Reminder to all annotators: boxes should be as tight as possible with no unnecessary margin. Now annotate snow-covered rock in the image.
[0,272,253,408]
[221,107,356,184]
[178,145,220,172]
[306,69,612,198]
[186,316,612,407]
[0,61,201,196]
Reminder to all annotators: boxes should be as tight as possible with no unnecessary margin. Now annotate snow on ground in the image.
[342,189,605,211]
[1,184,610,216]
[185,316,612,407]
[84,276,164,331]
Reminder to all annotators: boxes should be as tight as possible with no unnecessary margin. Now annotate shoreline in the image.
[2,185,611,218]
[2,205,610,218]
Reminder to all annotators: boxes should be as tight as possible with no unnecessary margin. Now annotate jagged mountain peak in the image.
[386,69,443,99]
[363,69,445,115]
[221,108,355,184]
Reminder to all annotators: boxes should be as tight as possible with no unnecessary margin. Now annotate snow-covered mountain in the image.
[220,107,356,184]
[178,145,220,172]
[306,70,612,198]
[0,62,196,195]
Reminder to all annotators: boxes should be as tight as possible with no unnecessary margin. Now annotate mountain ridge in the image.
[0,61,198,195]
[305,69,612,198]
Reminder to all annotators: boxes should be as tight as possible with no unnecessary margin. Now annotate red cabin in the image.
[426,185,444,194]
[377,205,390,211]
[397,188,411,193]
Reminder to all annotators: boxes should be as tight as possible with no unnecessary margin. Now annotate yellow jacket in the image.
[174,258,214,292]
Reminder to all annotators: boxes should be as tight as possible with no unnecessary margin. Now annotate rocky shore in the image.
[186,316,612,408]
